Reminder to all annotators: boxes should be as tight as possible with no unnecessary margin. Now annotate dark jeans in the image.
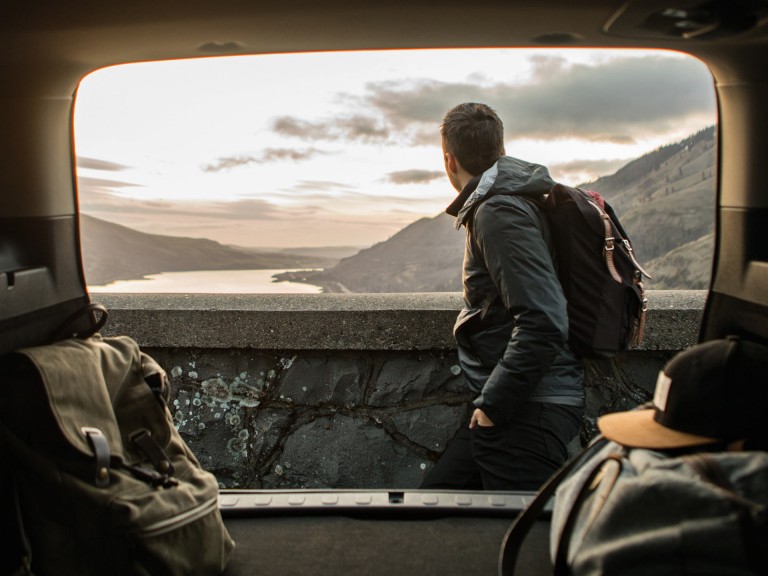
[420,402,583,491]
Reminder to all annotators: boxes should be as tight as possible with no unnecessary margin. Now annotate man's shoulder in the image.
[474,193,542,223]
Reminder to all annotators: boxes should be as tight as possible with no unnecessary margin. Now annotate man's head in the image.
[441,103,505,183]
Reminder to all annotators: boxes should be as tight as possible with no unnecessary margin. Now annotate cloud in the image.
[76,157,131,171]
[263,54,715,151]
[205,199,285,220]
[498,56,715,142]
[78,190,424,249]
[363,79,463,127]
[386,169,444,185]
[271,117,325,139]
[548,157,632,184]
[78,176,139,191]
[202,147,327,172]
[271,114,391,143]
[269,186,444,211]
[290,180,357,192]
[338,115,390,140]
[202,156,257,172]
[360,54,716,145]
[77,178,284,222]
[528,54,570,80]
[549,158,635,174]
[77,189,158,216]
[262,148,325,162]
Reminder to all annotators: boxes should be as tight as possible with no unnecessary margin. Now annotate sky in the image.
[74,48,717,249]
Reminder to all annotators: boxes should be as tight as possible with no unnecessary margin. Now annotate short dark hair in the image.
[441,103,505,176]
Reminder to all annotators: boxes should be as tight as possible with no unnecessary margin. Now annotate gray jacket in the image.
[446,156,584,425]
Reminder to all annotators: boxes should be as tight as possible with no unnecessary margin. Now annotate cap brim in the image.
[597,409,719,449]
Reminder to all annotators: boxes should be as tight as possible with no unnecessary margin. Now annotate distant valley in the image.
[80,215,345,286]
[83,126,715,291]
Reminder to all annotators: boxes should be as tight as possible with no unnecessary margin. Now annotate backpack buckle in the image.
[81,427,111,488]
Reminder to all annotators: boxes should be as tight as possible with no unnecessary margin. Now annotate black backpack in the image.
[540,183,651,358]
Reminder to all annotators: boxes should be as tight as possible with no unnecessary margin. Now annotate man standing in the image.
[421,102,584,490]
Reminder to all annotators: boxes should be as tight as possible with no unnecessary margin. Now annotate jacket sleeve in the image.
[471,197,569,424]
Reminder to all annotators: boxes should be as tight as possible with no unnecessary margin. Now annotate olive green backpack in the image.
[0,334,234,575]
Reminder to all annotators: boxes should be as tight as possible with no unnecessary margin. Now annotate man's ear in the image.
[444,151,458,175]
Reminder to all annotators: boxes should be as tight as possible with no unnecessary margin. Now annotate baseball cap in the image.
[597,336,768,449]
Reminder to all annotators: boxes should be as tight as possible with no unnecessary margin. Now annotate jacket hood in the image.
[446,156,556,228]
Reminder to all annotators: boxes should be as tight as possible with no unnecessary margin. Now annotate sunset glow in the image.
[75,48,716,248]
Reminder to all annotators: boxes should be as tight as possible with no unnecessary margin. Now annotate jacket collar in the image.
[445,156,555,229]
[445,175,481,218]
[445,159,501,229]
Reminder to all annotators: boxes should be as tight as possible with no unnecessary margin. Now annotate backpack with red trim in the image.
[542,183,651,358]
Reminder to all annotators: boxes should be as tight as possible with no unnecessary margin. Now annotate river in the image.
[87,269,323,294]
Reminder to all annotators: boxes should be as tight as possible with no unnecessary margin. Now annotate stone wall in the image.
[96,291,706,489]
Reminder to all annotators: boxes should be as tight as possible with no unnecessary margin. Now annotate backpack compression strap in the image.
[498,436,609,576]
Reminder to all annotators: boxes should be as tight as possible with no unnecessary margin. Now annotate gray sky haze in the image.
[75,48,716,249]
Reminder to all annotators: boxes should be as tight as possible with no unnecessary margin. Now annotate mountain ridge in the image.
[82,126,716,291]
[293,126,716,292]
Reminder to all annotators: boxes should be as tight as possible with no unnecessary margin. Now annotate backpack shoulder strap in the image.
[498,436,609,576]
[551,452,625,575]
[573,187,652,281]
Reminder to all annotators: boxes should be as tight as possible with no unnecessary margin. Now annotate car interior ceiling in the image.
[1,0,767,574]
